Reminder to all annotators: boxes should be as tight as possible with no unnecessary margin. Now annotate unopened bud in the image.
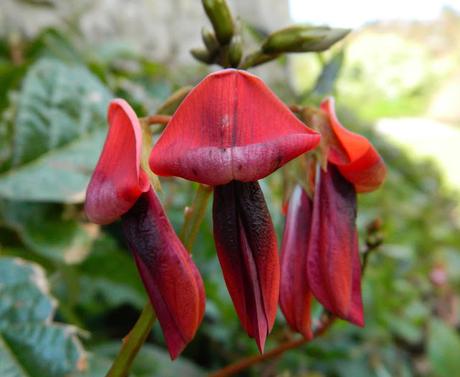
[262,25,350,54]
[201,27,219,54]
[202,0,234,45]
[191,47,215,64]
[228,35,243,67]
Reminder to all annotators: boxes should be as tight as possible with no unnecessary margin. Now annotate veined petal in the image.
[150,69,320,185]
[307,164,364,326]
[122,187,205,359]
[280,185,313,338]
[321,97,386,193]
[85,99,149,224]
[213,181,279,352]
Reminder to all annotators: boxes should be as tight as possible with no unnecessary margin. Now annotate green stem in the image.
[106,184,213,377]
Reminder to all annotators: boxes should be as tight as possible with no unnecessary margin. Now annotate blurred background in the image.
[0,1,460,376]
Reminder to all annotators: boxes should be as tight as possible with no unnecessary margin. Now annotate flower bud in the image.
[202,0,234,45]
[262,25,350,54]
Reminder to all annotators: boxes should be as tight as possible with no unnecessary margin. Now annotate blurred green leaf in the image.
[93,343,205,377]
[0,201,97,263]
[0,58,112,202]
[428,319,460,377]
[0,257,85,377]
[312,50,345,97]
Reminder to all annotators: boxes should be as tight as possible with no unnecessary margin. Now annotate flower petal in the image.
[307,164,364,326]
[150,69,320,185]
[321,97,386,193]
[213,181,279,352]
[85,99,149,224]
[121,187,205,359]
[280,185,313,338]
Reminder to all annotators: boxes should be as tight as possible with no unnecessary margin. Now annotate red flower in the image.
[320,97,386,193]
[307,163,364,326]
[85,99,204,359]
[149,69,320,351]
[149,69,320,186]
[280,97,385,332]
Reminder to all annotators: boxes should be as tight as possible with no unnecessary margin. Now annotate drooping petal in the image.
[213,181,279,352]
[280,185,313,338]
[150,69,320,185]
[85,99,149,224]
[121,187,205,359]
[321,97,386,193]
[307,164,364,326]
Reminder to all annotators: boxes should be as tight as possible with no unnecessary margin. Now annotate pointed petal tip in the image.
[320,96,386,192]
[255,331,267,354]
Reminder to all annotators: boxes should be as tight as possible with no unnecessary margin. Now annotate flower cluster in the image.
[85,69,385,359]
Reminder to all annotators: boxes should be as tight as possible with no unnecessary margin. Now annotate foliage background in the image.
[0,1,460,376]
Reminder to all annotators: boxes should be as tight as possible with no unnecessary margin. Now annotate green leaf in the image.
[0,201,97,263]
[428,319,460,377]
[78,236,146,310]
[0,58,112,202]
[0,257,85,377]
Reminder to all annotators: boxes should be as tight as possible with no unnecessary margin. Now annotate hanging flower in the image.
[280,97,386,334]
[149,69,320,351]
[85,99,205,359]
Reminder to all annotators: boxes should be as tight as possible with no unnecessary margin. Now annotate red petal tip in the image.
[85,99,149,224]
[150,69,320,185]
[320,97,386,193]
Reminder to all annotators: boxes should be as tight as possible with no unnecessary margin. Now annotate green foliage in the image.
[0,257,84,377]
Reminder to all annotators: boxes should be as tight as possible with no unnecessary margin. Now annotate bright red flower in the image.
[85,99,204,359]
[85,99,149,224]
[122,187,205,359]
[149,69,320,351]
[149,69,320,186]
[320,97,386,193]
[280,185,313,338]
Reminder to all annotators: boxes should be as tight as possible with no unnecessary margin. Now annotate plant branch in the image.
[141,114,172,126]
[106,183,212,377]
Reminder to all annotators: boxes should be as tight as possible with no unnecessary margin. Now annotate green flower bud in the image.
[262,25,350,54]
[228,35,243,67]
[202,0,234,45]
[191,48,215,64]
[201,27,220,54]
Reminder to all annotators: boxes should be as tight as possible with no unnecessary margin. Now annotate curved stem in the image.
[106,184,212,377]
[209,313,336,377]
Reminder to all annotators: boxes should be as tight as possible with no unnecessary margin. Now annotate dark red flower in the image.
[149,69,320,351]
[213,181,279,352]
[280,97,386,331]
[307,164,363,326]
[122,187,205,359]
[280,185,313,338]
[85,99,204,359]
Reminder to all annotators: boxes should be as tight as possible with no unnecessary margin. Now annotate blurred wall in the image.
[0,0,291,64]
